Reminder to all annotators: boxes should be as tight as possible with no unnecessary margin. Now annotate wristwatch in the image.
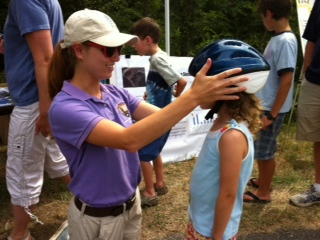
[265,111,276,121]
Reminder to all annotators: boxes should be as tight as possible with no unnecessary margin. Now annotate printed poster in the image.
[110,55,213,163]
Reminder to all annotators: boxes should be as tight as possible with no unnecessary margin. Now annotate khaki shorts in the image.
[68,188,142,240]
[6,102,69,207]
[296,79,320,142]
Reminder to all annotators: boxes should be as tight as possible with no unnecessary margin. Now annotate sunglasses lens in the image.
[106,46,123,57]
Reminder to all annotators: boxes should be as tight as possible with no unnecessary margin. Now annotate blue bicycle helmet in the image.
[188,39,270,94]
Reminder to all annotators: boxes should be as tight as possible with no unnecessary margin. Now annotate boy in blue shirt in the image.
[244,0,298,203]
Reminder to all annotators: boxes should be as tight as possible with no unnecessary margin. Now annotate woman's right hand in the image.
[190,58,248,105]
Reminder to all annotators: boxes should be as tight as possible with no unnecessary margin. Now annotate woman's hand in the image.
[190,58,248,105]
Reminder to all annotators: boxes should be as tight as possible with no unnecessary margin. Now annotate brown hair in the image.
[224,92,263,138]
[131,17,160,43]
[48,41,76,99]
[258,0,292,20]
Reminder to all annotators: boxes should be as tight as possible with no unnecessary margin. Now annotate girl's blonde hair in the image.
[224,92,263,138]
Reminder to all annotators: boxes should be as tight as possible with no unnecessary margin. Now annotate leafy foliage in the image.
[0,0,303,83]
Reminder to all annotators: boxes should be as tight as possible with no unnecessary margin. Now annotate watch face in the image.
[266,112,274,120]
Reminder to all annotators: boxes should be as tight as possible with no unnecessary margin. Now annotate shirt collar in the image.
[62,81,109,101]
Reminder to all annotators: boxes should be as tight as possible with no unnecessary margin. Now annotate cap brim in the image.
[91,33,138,47]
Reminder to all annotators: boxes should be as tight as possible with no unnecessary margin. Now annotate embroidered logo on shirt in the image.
[117,103,130,117]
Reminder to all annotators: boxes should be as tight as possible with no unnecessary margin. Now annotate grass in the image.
[0,122,319,240]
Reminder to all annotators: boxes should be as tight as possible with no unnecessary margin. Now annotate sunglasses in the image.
[85,42,123,58]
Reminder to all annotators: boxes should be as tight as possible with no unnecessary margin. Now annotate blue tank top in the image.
[189,119,254,239]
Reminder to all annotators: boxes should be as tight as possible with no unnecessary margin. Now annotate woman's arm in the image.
[86,59,248,152]
[212,129,247,240]
[303,41,315,72]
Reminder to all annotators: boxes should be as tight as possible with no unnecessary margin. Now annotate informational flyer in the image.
[295,0,315,56]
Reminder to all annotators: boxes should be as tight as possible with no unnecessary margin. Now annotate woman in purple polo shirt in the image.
[47,9,248,240]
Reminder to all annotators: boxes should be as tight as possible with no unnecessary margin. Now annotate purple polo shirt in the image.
[49,81,142,207]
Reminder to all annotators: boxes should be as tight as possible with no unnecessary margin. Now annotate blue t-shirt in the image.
[4,0,64,106]
[189,120,254,240]
[303,0,320,85]
[146,52,182,108]
[256,32,298,113]
[49,82,142,207]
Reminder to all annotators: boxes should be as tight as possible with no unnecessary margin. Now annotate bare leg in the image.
[252,160,263,186]
[57,174,71,184]
[9,205,35,240]
[140,161,156,197]
[314,142,320,184]
[244,158,275,201]
[153,155,166,188]
[9,174,70,240]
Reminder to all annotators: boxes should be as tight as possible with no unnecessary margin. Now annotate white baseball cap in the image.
[60,9,138,49]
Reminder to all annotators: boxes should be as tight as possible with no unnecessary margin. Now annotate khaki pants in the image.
[296,79,320,142]
[68,188,142,240]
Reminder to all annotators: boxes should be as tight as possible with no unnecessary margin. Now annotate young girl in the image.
[186,39,267,240]
[47,9,247,240]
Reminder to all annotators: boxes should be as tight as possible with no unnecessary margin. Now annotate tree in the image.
[0,0,303,83]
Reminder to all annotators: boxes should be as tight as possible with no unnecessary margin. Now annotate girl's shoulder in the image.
[220,119,248,133]
[208,119,248,139]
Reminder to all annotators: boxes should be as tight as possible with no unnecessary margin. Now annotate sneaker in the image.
[289,185,320,207]
[154,183,169,195]
[140,191,159,208]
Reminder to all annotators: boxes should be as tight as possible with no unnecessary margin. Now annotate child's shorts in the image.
[6,102,69,207]
[138,131,170,161]
[254,111,286,160]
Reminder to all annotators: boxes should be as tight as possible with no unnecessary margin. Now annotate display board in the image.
[295,0,315,56]
[110,55,213,163]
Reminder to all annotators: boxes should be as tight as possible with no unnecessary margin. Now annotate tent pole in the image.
[165,0,170,56]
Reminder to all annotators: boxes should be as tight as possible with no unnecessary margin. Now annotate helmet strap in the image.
[204,101,224,120]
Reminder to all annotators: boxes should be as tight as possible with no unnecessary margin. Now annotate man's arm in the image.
[303,41,316,73]
[25,30,54,137]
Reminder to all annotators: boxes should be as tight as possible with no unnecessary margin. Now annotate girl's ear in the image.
[73,43,84,59]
